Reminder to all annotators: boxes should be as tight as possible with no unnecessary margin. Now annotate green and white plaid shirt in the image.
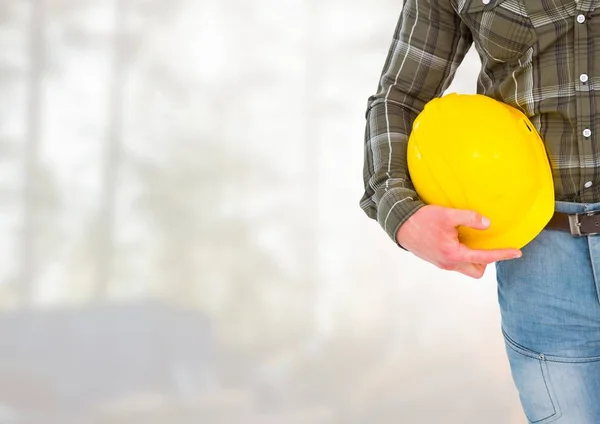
[360,0,600,245]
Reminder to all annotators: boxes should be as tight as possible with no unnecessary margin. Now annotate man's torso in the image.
[453,0,600,201]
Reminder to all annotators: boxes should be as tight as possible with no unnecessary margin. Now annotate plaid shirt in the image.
[360,0,600,245]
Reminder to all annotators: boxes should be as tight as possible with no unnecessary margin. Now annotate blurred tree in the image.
[0,3,26,300]
[109,0,316,354]
[302,0,322,335]
[0,1,66,309]
[93,0,127,299]
[6,0,316,350]
[18,0,46,307]
[30,0,183,302]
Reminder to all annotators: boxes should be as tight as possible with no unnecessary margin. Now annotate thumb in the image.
[446,208,491,230]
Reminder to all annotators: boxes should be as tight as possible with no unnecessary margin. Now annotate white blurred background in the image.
[0,0,527,422]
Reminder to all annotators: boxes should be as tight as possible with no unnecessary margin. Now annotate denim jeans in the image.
[495,201,600,423]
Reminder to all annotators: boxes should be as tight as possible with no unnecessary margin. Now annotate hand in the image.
[396,205,522,279]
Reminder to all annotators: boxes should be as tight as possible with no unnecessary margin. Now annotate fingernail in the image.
[482,217,491,227]
[514,252,522,259]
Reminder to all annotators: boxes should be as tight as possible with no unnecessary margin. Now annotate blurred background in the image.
[0,0,527,423]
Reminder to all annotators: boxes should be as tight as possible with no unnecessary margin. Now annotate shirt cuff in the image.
[376,188,426,249]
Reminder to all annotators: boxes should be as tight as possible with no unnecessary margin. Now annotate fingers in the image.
[445,208,491,230]
[440,262,487,279]
[440,246,519,279]
[454,263,487,279]
[443,208,522,264]
[457,244,522,264]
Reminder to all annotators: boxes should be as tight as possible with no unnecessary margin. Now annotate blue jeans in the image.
[496,201,600,423]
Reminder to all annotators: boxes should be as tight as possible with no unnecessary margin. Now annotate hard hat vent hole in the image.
[524,121,532,132]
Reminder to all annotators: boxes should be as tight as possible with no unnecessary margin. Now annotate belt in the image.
[546,211,600,236]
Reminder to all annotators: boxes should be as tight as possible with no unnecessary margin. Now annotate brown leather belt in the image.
[546,211,600,236]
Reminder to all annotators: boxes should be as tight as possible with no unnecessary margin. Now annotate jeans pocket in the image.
[503,333,560,423]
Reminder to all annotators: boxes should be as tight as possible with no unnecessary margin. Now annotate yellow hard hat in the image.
[407,93,555,250]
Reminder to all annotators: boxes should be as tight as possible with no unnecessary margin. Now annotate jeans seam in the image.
[539,358,563,423]
[502,329,562,423]
[588,235,600,307]
[503,327,600,363]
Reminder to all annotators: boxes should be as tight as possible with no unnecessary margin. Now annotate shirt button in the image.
[584,128,592,138]
[580,74,589,83]
[482,0,491,4]
[585,181,593,188]
[577,14,586,23]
